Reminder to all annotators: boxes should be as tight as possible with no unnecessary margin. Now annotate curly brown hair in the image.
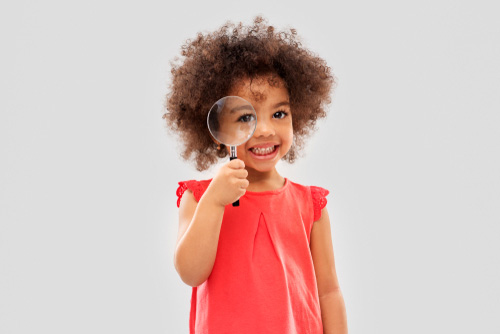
[163,16,335,171]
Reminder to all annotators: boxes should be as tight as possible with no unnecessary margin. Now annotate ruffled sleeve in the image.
[176,180,209,208]
[310,186,330,222]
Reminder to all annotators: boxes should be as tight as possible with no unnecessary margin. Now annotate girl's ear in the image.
[209,134,221,150]
[209,131,229,153]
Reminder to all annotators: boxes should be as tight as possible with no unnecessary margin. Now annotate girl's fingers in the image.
[227,159,245,169]
[240,179,249,189]
[233,168,248,179]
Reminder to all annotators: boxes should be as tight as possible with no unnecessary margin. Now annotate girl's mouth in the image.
[248,145,279,160]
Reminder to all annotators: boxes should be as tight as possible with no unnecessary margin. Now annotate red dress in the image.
[176,177,329,334]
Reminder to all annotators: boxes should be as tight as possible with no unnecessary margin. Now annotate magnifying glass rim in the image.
[207,95,257,147]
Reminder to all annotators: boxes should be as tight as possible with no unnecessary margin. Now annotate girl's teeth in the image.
[251,146,276,155]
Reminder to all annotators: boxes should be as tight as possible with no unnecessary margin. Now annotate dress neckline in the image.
[244,177,289,195]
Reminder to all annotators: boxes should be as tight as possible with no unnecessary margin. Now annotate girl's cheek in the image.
[237,146,249,159]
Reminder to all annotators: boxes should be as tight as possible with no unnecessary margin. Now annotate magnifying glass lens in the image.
[207,96,257,148]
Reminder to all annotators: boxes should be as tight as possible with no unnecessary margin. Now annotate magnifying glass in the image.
[207,96,257,207]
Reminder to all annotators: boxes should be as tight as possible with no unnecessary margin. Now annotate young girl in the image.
[164,17,348,334]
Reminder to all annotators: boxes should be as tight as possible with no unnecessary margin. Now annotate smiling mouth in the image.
[249,145,278,156]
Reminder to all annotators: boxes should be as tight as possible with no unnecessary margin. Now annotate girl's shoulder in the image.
[288,180,330,222]
[310,184,330,222]
[176,179,213,208]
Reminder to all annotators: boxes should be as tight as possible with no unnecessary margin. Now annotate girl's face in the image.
[227,76,293,174]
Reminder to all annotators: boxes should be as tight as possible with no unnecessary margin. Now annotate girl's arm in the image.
[174,159,249,287]
[174,189,226,287]
[310,207,348,334]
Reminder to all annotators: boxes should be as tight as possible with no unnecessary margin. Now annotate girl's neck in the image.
[245,167,285,192]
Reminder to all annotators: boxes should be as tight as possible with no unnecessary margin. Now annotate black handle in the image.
[229,155,240,207]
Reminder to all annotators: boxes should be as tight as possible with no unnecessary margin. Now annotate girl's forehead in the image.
[230,76,289,105]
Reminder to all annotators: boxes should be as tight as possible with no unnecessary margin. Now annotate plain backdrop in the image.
[1,0,499,333]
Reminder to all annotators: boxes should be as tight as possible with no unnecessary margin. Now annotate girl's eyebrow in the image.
[273,101,290,108]
[229,101,290,113]
[230,105,254,113]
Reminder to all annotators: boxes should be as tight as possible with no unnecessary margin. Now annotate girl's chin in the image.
[244,157,281,173]
[246,164,276,173]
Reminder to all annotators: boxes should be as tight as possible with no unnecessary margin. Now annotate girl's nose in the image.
[253,119,275,137]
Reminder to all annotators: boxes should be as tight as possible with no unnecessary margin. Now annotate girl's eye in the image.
[237,114,256,123]
[273,110,288,119]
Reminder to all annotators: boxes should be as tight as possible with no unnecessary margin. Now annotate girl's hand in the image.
[204,159,249,207]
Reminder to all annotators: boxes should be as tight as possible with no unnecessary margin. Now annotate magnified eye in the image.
[237,114,256,123]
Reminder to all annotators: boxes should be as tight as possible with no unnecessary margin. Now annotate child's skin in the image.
[174,75,348,333]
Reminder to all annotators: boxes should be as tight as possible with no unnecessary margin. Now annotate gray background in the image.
[1,0,499,333]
